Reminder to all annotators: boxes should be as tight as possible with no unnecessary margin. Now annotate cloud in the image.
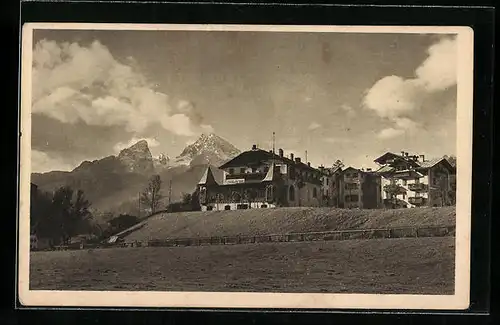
[363,76,423,118]
[364,36,457,139]
[377,128,405,139]
[393,117,419,131]
[323,137,352,144]
[113,137,160,153]
[341,104,356,117]
[32,39,212,137]
[415,37,457,92]
[31,150,74,173]
[308,122,321,130]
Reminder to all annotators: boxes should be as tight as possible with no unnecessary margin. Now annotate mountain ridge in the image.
[31,133,239,222]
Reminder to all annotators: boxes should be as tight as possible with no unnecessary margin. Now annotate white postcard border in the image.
[18,23,474,310]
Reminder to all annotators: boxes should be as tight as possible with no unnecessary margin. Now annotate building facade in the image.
[374,151,455,208]
[319,166,342,207]
[197,145,324,211]
[337,167,383,209]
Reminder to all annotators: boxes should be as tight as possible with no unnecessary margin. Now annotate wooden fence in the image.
[124,225,456,248]
[41,225,455,251]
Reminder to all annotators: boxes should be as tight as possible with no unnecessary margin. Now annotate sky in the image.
[30,29,457,173]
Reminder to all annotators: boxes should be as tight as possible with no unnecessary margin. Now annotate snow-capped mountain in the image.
[173,133,241,167]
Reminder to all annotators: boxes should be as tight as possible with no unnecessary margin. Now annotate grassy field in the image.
[30,237,455,294]
[120,206,456,242]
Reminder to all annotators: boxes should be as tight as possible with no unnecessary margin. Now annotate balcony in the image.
[383,184,407,195]
[408,183,428,192]
[408,196,428,206]
[392,169,424,180]
[225,172,266,183]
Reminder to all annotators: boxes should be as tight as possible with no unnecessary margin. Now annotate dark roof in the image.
[374,152,420,168]
[375,165,395,174]
[415,157,454,172]
[219,148,320,172]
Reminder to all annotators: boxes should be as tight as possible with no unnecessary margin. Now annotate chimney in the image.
[295,157,301,163]
[419,154,425,162]
[290,153,294,161]
[401,150,405,156]
[278,148,284,157]
[307,162,311,167]
[252,144,257,150]
[405,152,409,157]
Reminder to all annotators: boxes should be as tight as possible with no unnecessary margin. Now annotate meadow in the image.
[30,237,455,294]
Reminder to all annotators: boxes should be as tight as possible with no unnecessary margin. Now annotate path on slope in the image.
[121,207,456,243]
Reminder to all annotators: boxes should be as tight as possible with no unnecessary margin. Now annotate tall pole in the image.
[272,132,275,154]
[168,179,172,206]
[138,192,141,218]
[305,150,308,164]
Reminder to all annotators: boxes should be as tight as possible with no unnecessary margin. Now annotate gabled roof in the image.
[374,152,404,164]
[218,148,319,172]
[416,157,454,172]
[374,152,421,168]
[198,166,219,185]
[375,165,395,174]
[342,166,362,174]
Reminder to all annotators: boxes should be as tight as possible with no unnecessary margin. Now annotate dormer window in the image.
[228,168,234,175]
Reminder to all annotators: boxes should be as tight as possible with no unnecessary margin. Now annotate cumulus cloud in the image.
[363,36,457,138]
[377,128,405,139]
[113,137,161,153]
[308,122,321,130]
[32,39,212,136]
[324,137,352,144]
[31,150,74,173]
[341,104,356,117]
[415,37,457,92]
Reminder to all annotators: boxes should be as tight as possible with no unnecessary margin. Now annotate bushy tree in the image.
[30,185,93,245]
[140,175,164,215]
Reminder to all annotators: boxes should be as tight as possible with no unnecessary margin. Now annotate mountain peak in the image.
[175,133,240,167]
[117,139,154,173]
[127,139,149,151]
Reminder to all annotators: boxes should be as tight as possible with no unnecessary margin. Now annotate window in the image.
[263,166,269,173]
[240,168,245,174]
[352,173,358,178]
[237,204,249,210]
[289,185,295,201]
[224,205,231,210]
[260,204,268,208]
[345,194,358,202]
[229,168,234,175]
[252,167,257,173]
[326,178,329,185]
[313,187,317,198]
[207,206,213,211]
[403,179,407,186]
[345,183,358,190]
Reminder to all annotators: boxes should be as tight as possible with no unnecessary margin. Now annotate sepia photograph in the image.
[18,23,473,309]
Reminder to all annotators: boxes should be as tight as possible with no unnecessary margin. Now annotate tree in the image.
[182,193,192,205]
[31,185,94,246]
[190,189,201,211]
[108,214,139,232]
[243,188,258,208]
[140,174,164,215]
[332,159,344,170]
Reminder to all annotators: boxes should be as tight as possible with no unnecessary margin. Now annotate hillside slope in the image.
[121,207,456,242]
